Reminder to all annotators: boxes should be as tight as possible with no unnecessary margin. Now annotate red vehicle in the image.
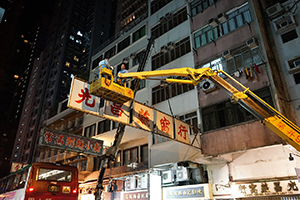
[0,162,78,200]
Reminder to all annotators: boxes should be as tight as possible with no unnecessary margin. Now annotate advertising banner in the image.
[39,127,103,156]
[156,111,174,139]
[68,77,101,116]
[104,101,130,125]
[132,102,153,131]
[175,119,190,144]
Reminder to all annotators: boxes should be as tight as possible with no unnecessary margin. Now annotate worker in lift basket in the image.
[92,58,113,81]
[117,63,128,85]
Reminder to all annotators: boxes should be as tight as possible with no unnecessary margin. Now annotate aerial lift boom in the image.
[118,67,300,152]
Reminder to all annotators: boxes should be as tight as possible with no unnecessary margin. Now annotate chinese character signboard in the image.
[68,77,101,116]
[156,111,174,139]
[133,102,153,131]
[39,128,103,156]
[104,101,130,125]
[175,119,190,144]
[164,186,204,199]
[10,162,28,173]
[163,184,213,199]
[123,190,148,200]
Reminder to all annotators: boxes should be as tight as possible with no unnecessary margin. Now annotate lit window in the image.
[14,75,19,79]
[69,35,75,40]
[65,62,70,67]
[73,56,79,62]
[77,31,83,37]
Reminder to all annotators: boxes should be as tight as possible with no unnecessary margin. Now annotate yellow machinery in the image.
[90,67,134,104]
[119,67,300,152]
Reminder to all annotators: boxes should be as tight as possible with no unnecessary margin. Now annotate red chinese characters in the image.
[137,108,150,127]
[177,125,188,140]
[160,117,171,134]
[85,141,91,150]
[44,131,54,143]
[14,164,21,171]
[66,137,75,148]
[93,142,102,153]
[110,103,124,117]
[54,134,64,146]
[75,88,95,108]
[277,121,286,131]
[76,139,85,150]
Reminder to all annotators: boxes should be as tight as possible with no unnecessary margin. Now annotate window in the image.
[179,111,198,134]
[152,37,191,70]
[293,73,300,84]
[38,168,72,182]
[281,29,298,43]
[202,87,272,132]
[123,147,138,166]
[130,79,146,90]
[105,46,116,58]
[140,144,148,162]
[220,3,252,35]
[151,8,188,38]
[117,36,130,53]
[98,120,111,134]
[222,46,262,74]
[139,79,146,90]
[151,0,172,15]
[84,124,96,137]
[194,26,219,48]
[133,26,146,43]
[152,76,194,105]
[132,50,145,67]
[191,0,217,16]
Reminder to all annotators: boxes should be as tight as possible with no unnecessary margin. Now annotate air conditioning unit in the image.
[162,170,174,184]
[222,50,232,60]
[274,15,296,35]
[167,42,175,50]
[130,53,136,59]
[125,176,137,191]
[200,79,217,93]
[208,18,218,27]
[288,58,300,74]
[137,174,148,189]
[246,38,257,49]
[217,13,227,23]
[176,166,189,182]
[161,45,168,53]
[266,3,284,19]
[165,12,173,19]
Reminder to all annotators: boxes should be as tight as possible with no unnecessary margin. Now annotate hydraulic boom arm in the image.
[119,67,300,152]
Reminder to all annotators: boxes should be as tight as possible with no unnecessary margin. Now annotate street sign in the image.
[39,127,104,156]
[67,77,201,149]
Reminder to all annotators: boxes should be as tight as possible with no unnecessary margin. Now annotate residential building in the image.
[11,0,116,166]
